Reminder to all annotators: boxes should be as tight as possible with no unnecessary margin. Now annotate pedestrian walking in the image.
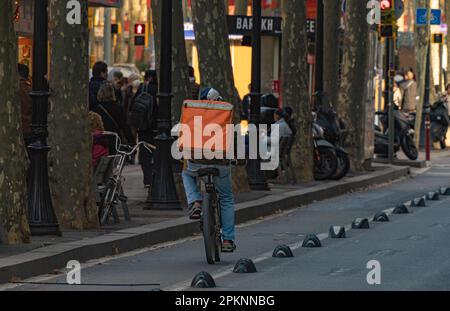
[93,83,134,154]
[400,68,417,113]
[129,69,158,189]
[89,61,108,111]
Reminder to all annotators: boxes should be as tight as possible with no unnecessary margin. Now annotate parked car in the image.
[108,63,141,80]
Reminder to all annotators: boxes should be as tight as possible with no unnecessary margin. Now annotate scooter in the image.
[312,122,338,181]
[375,110,418,160]
[315,106,350,180]
[430,99,449,149]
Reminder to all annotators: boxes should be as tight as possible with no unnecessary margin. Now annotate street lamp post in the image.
[246,0,269,191]
[146,0,180,209]
[27,0,60,236]
[424,44,431,161]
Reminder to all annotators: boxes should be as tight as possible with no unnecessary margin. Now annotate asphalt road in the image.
[3,156,450,291]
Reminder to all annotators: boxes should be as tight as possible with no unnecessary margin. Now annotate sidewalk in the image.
[0,162,412,283]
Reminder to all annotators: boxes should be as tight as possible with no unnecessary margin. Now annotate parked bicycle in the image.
[98,131,155,226]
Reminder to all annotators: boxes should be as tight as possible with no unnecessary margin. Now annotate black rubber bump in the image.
[233,258,257,273]
[393,204,409,214]
[412,196,426,207]
[191,271,216,288]
[439,187,450,195]
[373,211,390,222]
[351,218,370,229]
[302,234,322,247]
[426,191,440,201]
[272,245,294,258]
[328,226,346,238]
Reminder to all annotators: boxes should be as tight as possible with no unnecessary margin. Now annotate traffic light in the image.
[380,0,393,11]
[134,23,147,46]
[111,24,118,34]
[380,0,397,38]
[134,23,146,35]
[432,33,444,44]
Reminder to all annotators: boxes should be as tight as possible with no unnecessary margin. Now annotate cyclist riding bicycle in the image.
[181,87,237,253]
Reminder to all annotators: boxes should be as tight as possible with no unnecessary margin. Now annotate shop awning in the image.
[88,0,123,7]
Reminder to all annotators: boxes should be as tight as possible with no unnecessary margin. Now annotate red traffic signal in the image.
[380,0,393,11]
[134,24,146,35]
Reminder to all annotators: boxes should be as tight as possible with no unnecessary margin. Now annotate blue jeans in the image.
[182,161,235,241]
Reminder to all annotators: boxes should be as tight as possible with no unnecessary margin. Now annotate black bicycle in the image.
[196,167,222,264]
[98,131,155,226]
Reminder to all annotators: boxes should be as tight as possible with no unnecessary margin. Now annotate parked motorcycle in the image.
[315,106,350,180]
[375,110,418,160]
[430,99,449,149]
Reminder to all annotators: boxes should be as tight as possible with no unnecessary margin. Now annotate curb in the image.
[0,165,409,284]
[373,158,429,168]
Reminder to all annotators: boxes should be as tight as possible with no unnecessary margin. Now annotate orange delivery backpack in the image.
[179,99,234,160]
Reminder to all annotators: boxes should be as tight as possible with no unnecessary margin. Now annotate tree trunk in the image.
[414,0,431,147]
[191,0,240,107]
[323,0,342,108]
[172,0,191,121]
[336,0,372,171]
[151,0,160,67]
[127,0,136,64]
[151,0,190,121]
[48,0,99,229]
[281,0,314,181]
[234,0,248,15]
[0,0,30,244]
[191,0,248,193]
[114,7,126,63]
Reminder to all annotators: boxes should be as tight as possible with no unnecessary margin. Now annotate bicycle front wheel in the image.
[202,193,216,265]
[99,180,118,225]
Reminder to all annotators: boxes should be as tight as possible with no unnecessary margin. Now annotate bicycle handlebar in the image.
[101,131,156,156]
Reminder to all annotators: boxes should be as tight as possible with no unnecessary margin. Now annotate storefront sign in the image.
[227,15,282,36]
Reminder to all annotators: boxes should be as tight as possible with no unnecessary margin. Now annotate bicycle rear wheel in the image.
[202,193,216,264]
[214,203,222,262]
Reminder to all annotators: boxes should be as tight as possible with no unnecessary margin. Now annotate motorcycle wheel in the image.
[330,151,350,180]
[400,134,418,160]
[314,146,338,181]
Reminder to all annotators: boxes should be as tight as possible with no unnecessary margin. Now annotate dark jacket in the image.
[132,82,158,142]
[19,77,33,135]
[89,77,106,111]
[114,86,123,107]
[241,94,251,120]
[123,85,136,121]
[93,100,135,153]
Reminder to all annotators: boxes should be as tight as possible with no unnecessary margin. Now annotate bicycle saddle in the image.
[197,167,220,177]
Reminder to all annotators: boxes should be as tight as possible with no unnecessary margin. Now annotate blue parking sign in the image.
[416,8,441,26]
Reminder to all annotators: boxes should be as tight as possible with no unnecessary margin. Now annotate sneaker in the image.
[144,184,151,189]
[188,201,202,220]
[222,240,236,253]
